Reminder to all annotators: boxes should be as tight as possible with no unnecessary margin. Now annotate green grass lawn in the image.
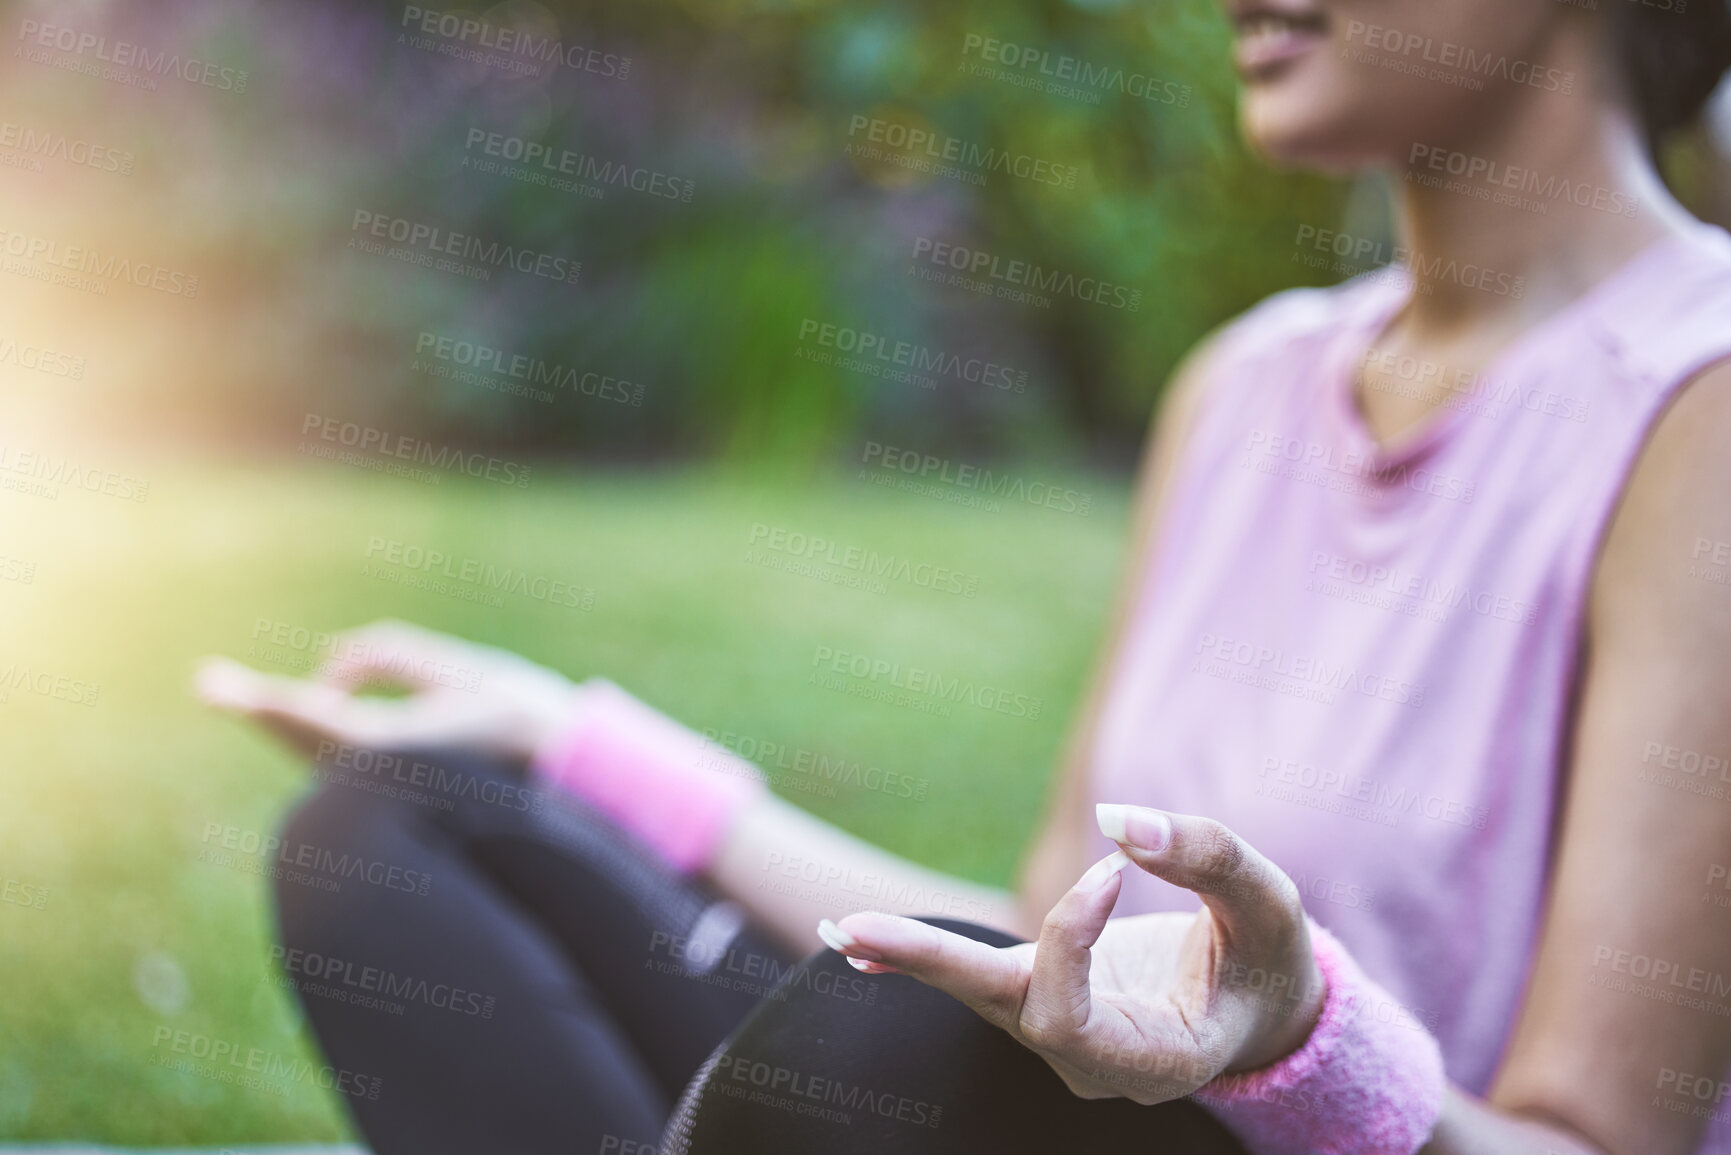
[0,458,1128,1144]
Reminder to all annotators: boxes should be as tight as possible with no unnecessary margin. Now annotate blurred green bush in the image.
[163,0,1351,468]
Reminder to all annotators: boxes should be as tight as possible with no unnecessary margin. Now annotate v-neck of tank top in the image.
[1323,229,1694,471]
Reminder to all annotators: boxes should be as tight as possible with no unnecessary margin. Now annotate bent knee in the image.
[269,774,418,949]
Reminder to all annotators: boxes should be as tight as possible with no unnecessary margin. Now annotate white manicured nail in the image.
[816,918,857,953]
[1077,849,1132,893]
[1097,803,1172,852]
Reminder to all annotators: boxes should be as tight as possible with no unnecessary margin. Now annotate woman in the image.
[200,0,1731,1151]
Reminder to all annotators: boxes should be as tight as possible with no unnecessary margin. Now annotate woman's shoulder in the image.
[1626,219,1731,320]
[1592,220,1731,390]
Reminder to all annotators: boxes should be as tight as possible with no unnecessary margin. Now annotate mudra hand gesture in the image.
[194,618,577,763]
[819,804,1327,1102]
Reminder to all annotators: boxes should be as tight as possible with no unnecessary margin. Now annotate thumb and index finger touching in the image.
[816,804,1304,1039]
[192,618,453,754]
[1094,803,1305,953]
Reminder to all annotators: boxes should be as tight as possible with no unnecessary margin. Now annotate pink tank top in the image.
[1087,221,1731,1128]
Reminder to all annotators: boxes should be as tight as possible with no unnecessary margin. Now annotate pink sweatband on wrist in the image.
[529,679,767,875]
[1192,922,1446,1155]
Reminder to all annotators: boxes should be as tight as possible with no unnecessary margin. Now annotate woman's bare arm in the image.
[705,795,1020,955]
[1423,359,1731,1153]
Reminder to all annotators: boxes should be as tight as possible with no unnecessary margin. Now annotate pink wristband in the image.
[529,679,767,875]
[1191,922,1446,1155]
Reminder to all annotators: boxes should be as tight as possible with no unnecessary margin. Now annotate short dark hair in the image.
[1615,0,1731,144]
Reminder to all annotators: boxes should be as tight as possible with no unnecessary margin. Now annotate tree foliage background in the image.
[17,0,1353,471]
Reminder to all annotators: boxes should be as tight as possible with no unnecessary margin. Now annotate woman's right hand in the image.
[193,618,580,764]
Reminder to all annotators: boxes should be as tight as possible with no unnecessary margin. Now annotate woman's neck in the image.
[1391,81,1697,338]
[1351,71,1706,444]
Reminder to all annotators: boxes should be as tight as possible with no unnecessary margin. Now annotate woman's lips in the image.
[1232,12,1329,79]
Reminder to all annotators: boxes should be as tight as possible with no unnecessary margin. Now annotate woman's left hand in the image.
[821,805,1327,1104]
[193,619,580,764]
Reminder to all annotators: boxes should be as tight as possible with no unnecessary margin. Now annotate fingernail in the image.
[1096,804,1172,853]
[816,918,858,954]
[1095,803,1128,842]
[1077,849,1132,893]
[847,957,899,974]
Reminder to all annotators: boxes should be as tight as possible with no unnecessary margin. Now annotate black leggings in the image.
[272,746,1246,1154]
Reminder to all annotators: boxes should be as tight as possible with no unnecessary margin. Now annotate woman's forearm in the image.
[706,794,1028,956]
[1423,1086,1607,1155]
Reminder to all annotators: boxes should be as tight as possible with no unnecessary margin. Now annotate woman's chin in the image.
[1239,101,1377,175]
